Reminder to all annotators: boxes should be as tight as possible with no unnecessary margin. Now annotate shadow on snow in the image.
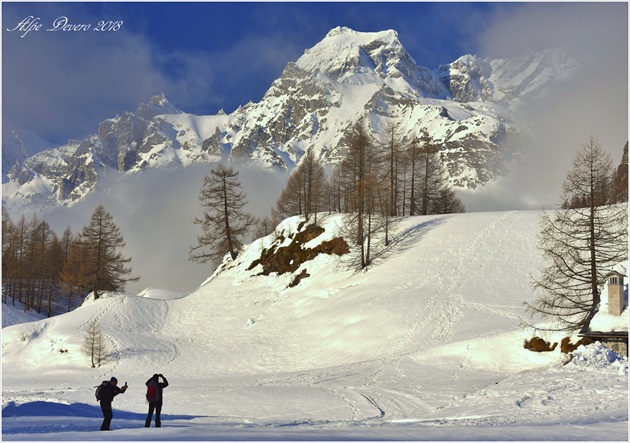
[3,400,200,419]
[370,216,450,264]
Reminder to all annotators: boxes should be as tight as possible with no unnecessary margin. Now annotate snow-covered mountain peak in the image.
[323,26,399,42]
[135,92,183,120]
[296,27,414,85]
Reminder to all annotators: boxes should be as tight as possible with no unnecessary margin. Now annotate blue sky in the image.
[2,1,628,151]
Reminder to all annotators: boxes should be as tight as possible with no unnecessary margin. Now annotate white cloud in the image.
[42,164,288,294]
[464,2,628,211]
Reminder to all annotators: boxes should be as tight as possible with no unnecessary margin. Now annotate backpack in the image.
[95,380,108,402]
[146,381,159,402]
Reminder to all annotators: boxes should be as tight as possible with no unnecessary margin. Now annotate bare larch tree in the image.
[272,149,328,226]
[68,205,138,300]
[81,317,109,368]
[190,163,256,265]
[527,136,628,331]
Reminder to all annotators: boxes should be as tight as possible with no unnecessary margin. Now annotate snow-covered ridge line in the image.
[2,27,576,211]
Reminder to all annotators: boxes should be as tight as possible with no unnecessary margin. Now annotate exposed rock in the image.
[560,337,593,354]
[248,223,349,280]
[524,337,558,352]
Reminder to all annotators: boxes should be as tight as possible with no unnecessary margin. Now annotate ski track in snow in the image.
[253,211,539,423]
[340,212,524,420]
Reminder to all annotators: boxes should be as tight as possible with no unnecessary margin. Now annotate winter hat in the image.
[110,377,118,383]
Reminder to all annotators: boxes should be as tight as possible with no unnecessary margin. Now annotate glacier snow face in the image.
[2,27,575,210]
[441,49,579,107]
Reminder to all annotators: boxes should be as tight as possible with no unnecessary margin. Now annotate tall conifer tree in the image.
[75,205,138,299]
[190,164,256,265]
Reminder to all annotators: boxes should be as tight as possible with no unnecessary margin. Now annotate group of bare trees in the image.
[190,120,466,270]
[528,136,628,332]
[272,150,328,226]
[330,122,465,218]
[269,121,465,237]
[274,120,465,269]
[2,205,138,316]
[2,208,67,315]
[561,141,628,209]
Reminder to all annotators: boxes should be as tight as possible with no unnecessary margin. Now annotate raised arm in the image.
[159,374,169,388]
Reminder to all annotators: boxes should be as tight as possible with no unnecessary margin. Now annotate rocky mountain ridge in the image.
[2,27,577,210]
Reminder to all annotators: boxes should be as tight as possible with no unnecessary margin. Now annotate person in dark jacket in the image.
[99,377,128,431]
[145,373,169,427]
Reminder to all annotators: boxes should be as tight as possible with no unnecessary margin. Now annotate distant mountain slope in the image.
[2,131,30,182]
[2,27,576,211]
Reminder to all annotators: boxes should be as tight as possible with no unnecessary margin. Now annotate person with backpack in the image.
[145,373,169,428]
[96,377,128,431]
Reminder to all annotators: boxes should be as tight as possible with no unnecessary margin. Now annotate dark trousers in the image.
[145,401,162,427]
[100,401,113,430]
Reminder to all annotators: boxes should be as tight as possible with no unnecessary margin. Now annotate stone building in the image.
[579,269,628,356]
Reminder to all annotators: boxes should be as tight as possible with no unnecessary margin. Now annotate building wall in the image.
[603,340,628,357]
[607,277,625,316]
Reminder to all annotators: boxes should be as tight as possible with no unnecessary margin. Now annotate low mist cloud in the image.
[42,164,288,294]
[461,2,628,212]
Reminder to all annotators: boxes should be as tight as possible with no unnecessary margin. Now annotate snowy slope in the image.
[2,210,627,440]
[2,302,46,328]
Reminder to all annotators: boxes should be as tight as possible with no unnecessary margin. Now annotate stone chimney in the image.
[606,271,626,316]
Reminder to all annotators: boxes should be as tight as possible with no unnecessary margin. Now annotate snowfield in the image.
[2,210,628,440]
